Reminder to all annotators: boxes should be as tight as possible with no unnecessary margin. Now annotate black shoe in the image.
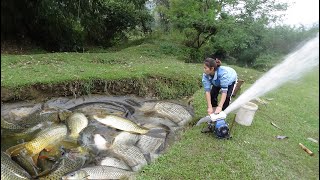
[201,127,211,133]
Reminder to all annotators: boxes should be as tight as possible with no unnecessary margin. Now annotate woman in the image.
[202,57,237,115]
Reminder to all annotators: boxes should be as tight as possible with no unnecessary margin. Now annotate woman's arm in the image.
[205,91,214,114]
[215,92,227,114]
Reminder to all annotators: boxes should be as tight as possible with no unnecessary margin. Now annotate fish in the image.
[113,131,140,146]
[1,151,31,180]
[93,114,149,134]
[38,149,88,180]
[112,144,148,172]
[6,124,68,157]
[12,151,40,177]
[16,109,72,128]
[93,134,111,151]
[153,102,193,126]
[138,116,181,132]
[1,117,26,131]
[4,122,47,138]
[97,156,131,170]
[66,112,88,140]
[136,132,166,154]
[61,166,135,180]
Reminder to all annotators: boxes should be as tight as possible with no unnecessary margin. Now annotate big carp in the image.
[6,124,68,157]
[93,114,149,134]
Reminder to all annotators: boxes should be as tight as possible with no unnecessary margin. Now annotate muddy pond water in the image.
[1,94,194,179]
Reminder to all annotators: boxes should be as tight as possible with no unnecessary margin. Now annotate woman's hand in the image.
[207,107,214,115]
[214,106,222,114]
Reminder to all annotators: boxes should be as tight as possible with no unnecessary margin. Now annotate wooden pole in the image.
[299,143,314,156]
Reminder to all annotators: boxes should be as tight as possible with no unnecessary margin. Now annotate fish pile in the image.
[1,97,194,179]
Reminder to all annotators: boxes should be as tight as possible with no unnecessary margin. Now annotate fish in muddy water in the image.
[37,149,88,180]
[62,166,135,180]
[66,112,88,140]
[6,124,68,157]
[1,151,32,180]
[112,144,148,172]
[93,114,149,134]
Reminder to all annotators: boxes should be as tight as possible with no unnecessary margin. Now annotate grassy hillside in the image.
[1,40,319,179]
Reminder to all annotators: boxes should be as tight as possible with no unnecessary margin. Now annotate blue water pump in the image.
[208,119,230,139]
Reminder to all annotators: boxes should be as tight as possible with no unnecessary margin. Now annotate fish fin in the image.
[5,142,27,156]
[145,129,166,138]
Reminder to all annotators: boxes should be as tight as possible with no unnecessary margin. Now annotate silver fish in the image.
[97,156,131,170]
[137,133,166,154]
[93,134,111,151]
[153,102,193,126]
[113,132,140,146]
[1,151,31,180]
[112,144,147,172]
[93,114,149,134]
[62,166,134,180]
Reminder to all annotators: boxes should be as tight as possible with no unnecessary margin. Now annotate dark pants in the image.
[211,81,236,110]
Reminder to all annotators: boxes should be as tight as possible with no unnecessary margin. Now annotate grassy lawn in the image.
[137,69,319,180]
[1,41,319,179]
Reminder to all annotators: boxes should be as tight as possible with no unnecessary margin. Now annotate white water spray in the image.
[224,33,319,115]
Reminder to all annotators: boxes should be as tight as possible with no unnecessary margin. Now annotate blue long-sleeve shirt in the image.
[202,66,237,93]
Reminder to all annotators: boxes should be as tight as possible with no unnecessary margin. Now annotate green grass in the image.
[137,69,319,180]
[1,40,318,179]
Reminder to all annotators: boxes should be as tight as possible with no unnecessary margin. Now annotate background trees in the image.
[1,0,318,68]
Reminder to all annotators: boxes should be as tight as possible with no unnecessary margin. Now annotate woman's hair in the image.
[204,58,218,70]
[204,57,221,69]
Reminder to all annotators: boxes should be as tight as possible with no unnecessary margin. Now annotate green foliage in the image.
[1,0,153,51]
[253,53,284,71]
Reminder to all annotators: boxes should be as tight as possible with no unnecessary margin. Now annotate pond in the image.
[1,94,194,179]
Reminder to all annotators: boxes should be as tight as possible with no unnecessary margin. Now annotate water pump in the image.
[208,111,230,139]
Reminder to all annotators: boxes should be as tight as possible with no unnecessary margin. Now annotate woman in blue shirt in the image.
[202,57,237,115]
